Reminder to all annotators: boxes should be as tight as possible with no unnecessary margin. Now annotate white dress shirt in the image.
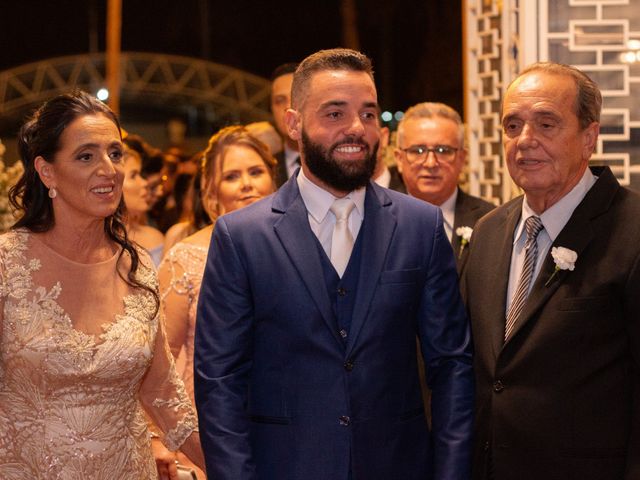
[506,168,597,314]
[296,168,365,260]
[438,188,458,243]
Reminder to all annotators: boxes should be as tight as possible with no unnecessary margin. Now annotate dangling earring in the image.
[48,186,57,199]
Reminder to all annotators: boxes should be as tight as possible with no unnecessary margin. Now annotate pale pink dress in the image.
[158,242,208,405]
[0,229,197,480]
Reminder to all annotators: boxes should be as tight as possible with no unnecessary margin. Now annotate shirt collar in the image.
[284,144,300,169]
[513,167,597,244]
[439,188,458,232]
[297,167,366,223]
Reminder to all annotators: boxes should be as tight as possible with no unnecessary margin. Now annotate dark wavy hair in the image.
[9,90,159,315]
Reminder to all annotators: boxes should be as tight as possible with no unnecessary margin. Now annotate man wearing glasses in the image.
[394,102,493,274]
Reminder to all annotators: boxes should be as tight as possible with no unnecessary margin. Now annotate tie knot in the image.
[330,198,356,222]
[524,215,543,240]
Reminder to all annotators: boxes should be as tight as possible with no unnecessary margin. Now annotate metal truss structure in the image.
[0,52,272,128]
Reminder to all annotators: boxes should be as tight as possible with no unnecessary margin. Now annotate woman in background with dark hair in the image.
[162,151,209,255]
[0,90,203,479]
[158,126,276,478]
[122,147,165,267]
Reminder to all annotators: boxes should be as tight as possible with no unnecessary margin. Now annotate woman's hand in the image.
[151,437,179,480]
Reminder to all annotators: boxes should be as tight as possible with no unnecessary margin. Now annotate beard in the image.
[301,130,378,193]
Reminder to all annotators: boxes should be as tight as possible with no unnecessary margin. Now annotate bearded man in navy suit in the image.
[195,48,474,480]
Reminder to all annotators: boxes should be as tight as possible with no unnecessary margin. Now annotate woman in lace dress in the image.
[0,91,204,480]
[158,126,276,477]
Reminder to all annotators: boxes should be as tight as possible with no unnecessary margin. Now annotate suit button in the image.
[339,329,348,339]
[344,360,354,371]
[493,380,505,393]
[339,415,351,426]
[337,287,347,296]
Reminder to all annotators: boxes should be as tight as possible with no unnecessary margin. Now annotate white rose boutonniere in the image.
[456,226,473,259]
[545,246,577,286]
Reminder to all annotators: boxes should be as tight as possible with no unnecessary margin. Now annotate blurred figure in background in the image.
[270,62,300,186]
[246,120,283,156]
[163,150,208,255]
[158,125,276,478]
[122,147,165,267]
[372,125,406,193]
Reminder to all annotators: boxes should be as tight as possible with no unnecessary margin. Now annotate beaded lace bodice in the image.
[158,242,208,404]
[0,229,197,480]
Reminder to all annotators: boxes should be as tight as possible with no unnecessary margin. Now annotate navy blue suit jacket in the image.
[194,176,474,480]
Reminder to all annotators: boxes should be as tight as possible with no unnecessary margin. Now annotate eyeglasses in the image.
[400,145,459,164]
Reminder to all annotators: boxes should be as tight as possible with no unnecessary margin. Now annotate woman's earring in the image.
[48,187,57,199]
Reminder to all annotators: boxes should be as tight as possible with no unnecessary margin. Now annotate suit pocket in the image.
[557,295,610,312]
[380,268,422,285]
[249,414,291,425]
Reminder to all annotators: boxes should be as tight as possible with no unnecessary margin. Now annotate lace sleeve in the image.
[158,246,195,360]
[0,242,6,382]
[138,256,197,452]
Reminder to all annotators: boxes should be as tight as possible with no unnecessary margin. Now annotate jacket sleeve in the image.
[625,249,640,479]
[194,217,257,479]
[418,208,475,480]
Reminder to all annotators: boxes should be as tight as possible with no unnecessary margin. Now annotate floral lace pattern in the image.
[159,242,208,403]
[0,230,197,480]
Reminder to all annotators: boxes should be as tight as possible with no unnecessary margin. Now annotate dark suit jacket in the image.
[388,165,406,193]
[274,150,288,187]
[195,175,474,480]
[462,167,640,480]
[451,190,495,275]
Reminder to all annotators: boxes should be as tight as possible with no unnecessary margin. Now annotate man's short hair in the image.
[396,102,465,147]
[507,62,602,130]
[290,48,374,109]
[270,63,298,82]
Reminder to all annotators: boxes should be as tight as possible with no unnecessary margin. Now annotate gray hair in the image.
[506,62,602,129]
[396,102,465,147]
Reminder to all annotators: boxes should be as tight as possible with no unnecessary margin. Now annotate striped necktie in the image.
[505,216,544,341]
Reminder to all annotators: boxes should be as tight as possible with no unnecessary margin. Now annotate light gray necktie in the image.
[329,198,356,277]
[505,215,544,341]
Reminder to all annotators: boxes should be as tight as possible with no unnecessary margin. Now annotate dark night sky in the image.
[0,0,463,133]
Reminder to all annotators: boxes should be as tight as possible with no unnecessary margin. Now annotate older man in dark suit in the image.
[394,102,494,274]
[462,62,640,480]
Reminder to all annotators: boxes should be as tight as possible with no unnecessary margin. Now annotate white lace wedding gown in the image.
[0,229,197,480]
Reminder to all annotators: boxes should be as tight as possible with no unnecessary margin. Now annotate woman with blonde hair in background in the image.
[158,125,276,478]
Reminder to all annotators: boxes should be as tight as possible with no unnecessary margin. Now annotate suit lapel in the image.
[272,178,341,345]
[346,184,396,356]
[503,167,619,345]
[452,190,474,273]
[505,214,594,344]
[488,202,522,357]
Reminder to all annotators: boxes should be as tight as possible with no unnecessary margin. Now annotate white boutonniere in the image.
[456,226,473,259]
[545,246,577,286]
